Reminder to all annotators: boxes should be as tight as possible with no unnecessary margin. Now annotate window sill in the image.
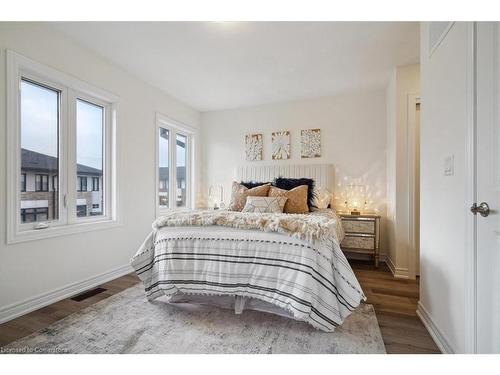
[6,219,122,245]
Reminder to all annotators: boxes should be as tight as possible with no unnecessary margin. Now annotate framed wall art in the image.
[301,128,321,158]
[245,133,263,161]
[271,131,290,160]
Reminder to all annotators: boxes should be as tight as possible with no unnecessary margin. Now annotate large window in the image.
[7,51,117,243]
[156,114,195,214]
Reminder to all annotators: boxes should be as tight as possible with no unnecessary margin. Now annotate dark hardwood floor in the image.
[350,260,440,353]
[0,260,440,353]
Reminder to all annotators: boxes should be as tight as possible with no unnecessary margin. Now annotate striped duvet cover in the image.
[131,211,366,332]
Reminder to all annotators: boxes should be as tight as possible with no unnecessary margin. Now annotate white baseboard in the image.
[385,255,410,279]
[386,254,396,274]
[416,301,454,354]
[0,264,134,324]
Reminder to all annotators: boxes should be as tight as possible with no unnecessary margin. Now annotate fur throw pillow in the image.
[240,181,270,189]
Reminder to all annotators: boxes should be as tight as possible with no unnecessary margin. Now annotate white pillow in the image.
[312,187,331,209]
[242,196,288,213]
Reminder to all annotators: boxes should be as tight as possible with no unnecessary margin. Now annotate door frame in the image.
[407,93,421,280]
[464,21,477,354]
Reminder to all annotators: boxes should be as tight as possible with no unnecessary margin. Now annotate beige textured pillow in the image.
[228,182,271,211]
[242,196,288,213]
[269,185,309,214]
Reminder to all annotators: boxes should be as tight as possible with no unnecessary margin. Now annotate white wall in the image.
[200,90,388,252]
[0,23,200,316]
[385,64,420,278]
[419,22,471,353]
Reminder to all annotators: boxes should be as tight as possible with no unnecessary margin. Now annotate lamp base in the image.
[350,209,361,215]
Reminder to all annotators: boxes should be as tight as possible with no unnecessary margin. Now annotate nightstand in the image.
[339,214,381,267]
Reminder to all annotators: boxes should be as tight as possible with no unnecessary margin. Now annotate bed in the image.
[130,164,366,332]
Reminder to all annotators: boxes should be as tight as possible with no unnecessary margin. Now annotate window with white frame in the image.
[7,51,117,243]
[156,114,195,214]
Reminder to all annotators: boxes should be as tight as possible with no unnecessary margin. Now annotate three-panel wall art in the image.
[245,129,321,161]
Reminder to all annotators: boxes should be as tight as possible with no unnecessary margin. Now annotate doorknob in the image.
[470,202,490,217]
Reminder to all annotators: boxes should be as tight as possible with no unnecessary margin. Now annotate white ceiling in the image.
[51,22,419,112]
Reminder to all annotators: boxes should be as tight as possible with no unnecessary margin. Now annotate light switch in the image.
[444,155,454,176]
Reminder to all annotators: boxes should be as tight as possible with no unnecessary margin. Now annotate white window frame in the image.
[6,50,119,244]
[155,113,196,217]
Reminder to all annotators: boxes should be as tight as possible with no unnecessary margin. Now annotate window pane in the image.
[42,175,48,191]
[176,133,187,207]
[20,79,59,223]
[76,99,104,217]
[76,205,87,217]
[20,174,26,192]
[159,128,169,208]
[20,208,48,223]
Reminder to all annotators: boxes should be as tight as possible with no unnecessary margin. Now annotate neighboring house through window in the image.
[76,205,87,217]
[35,174,49,192]
[20,173,26,192]
[159,179,168,192]
[21,207,48,223]
[92,176,99,191]
[77,176,87,192]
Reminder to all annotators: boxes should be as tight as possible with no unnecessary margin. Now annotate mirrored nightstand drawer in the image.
[341,235,375,250]
[342,219,375,234]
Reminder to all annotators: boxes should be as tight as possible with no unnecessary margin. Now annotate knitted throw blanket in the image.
[153,209,344,243]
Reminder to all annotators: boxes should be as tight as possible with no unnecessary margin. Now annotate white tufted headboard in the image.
[235,164,335,191]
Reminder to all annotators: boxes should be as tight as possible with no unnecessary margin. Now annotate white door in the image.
[475,21,500,353]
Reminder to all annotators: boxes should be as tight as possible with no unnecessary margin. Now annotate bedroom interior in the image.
[0,2,499,368]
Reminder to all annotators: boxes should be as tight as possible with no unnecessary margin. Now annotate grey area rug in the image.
[4,284,386,354]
